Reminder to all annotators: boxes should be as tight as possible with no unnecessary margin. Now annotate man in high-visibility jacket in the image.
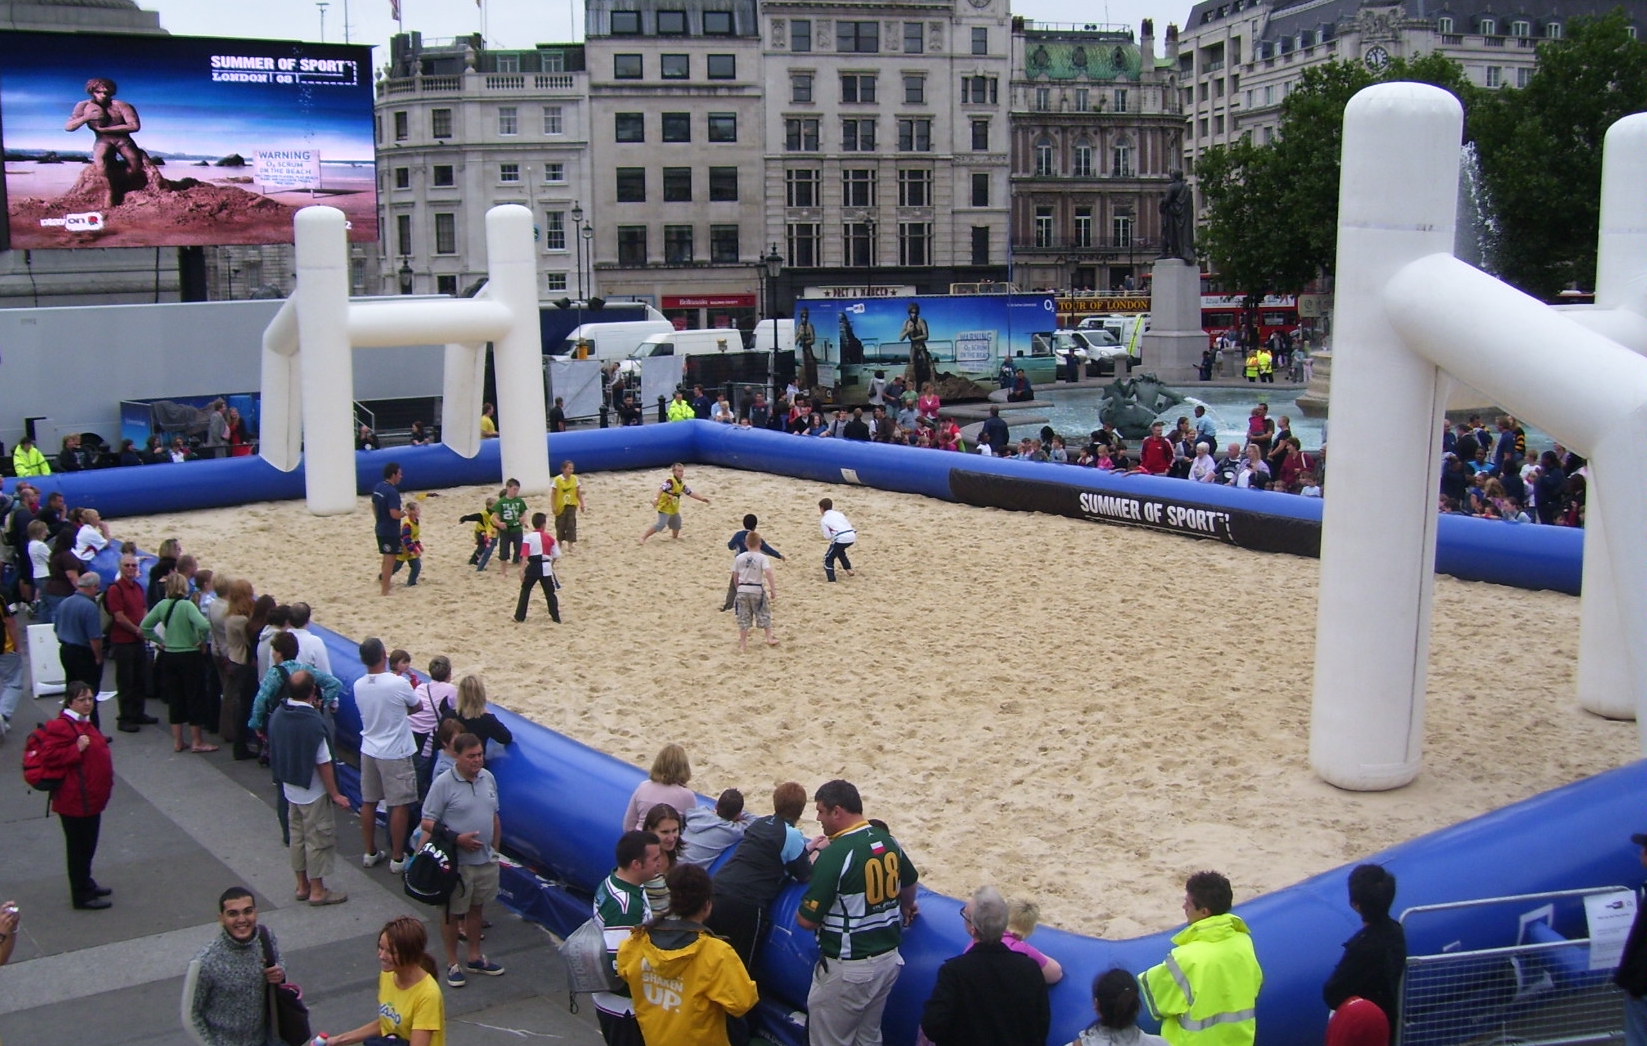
[666,390,695,422]
[12,436,50,477]
[1141,870,1263,1045]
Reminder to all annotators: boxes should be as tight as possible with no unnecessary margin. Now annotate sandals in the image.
[309,892,348,906]
[191,745,220,753]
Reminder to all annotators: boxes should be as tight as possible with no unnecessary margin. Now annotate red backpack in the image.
[22,723,64,793]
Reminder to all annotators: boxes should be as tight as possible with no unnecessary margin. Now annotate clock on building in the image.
[1363,45,1391,70]
[969,0,991,9]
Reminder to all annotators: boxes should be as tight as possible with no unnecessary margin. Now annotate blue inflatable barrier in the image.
[39,422,1621,1046]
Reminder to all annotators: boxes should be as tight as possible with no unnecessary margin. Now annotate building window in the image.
[616,168,646,202]
[971,226,989,266]
[903,74,925,103]
[841,73,877,102]
[1073,142,1093,178]
[545,211,566,250]
[842,118,877,151]
[792,74,813,102]
[664,225,694,263]
[1437,15,1454,32]
[1035,139,1054,177]
[431,108,452,137]
[614,54,643,78]
[1112,214,1135,248]
[703,10,733,34]
[663,167,692,202]
[396,213,412,255]
[662,112,691,141]
[615,113,645,142]
[837,20,879,53]
[435,212,457,254]
[393,167,410,189]
[786,168,820,207]
[897,117,932,152]
[711,224,740,262]
[1517,67,1532,87]
[971,119,989,151]
[656,9,687,34]
[971,27,988,54]
[437,275,458,296]
[542,106,563,134]
[1545,20,1562,38]
[1034,87,1050,111]
[1510,19,1530,36]
[394,111,408,140]
[1485,65,1502,87]
[970,172,988,206]
[546,272,568,291]
[899,222,931,266]
[432,165,454,187]
[707,54,736,79]
[845,221,876,266]
[1034,207,1055,248]
[661,53,689,78]
[707,113,737,142]
[842,168,876,207]
[617,226,647,265]
[1114,88,1129,112]
[1479,16,1497,35]
[544,163,565,183]
[904,21,924,53]
[709,167,738,201]
[1112,139,1134,177]
[791,18,812,51]
[542,51,565,72]
[898,168,931,207]
[960,75,997,103]
[1074,207,1092,248]
[610,9,640,33]
[1076,87,1089,110]
[499,162,520,183]
[788,222,820,266]
[497,106,518,136]
[785,118,820,151]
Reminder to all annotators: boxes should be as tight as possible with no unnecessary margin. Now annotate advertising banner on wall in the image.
[0,31,377,249]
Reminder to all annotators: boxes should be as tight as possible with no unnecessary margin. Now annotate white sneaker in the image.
[389,856,408,875]
[362,850,386,868]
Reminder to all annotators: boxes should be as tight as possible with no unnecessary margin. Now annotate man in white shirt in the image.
[287,602,333,676]
[353,637,420,873]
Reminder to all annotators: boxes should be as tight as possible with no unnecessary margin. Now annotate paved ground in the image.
[0,682,604,1045]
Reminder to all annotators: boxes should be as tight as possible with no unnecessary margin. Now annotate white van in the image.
[553,320,674,361]
[629,327,749,361]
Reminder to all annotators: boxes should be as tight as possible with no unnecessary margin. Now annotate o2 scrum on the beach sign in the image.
[947,468,1322,558]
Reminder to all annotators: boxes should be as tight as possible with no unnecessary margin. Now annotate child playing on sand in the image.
[392,500,424,585]
[722,513,784,611]
[460,495,499,571]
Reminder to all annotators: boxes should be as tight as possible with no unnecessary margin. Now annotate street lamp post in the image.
[569,201,584,300]
[580,222,594,299]
[763,243,784,353]
[398,255,414,294]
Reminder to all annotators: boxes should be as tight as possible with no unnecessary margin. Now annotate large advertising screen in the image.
[795,293,1058,375]
[0,31,377,249]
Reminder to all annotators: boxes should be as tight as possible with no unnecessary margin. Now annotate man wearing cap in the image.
[55,573,105,729]
[1615,833,1647,1043]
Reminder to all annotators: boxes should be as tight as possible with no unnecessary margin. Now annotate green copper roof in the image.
[1025,41,1141,81]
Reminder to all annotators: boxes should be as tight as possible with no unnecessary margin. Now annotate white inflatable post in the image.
[440,342,487,460]
[486,205,552,494]
[258,299,302,471]
[1310,84,1461,791]
[291,207,357,515]
[1576,114,1647,721]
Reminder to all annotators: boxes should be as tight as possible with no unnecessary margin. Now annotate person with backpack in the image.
[31,682,115,909]
[268,671,352,907]
[420,732,505,988]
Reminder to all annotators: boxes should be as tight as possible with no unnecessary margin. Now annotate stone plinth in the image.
[1140,258,1204,382]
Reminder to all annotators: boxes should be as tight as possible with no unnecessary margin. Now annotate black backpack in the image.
[402,820,463,907]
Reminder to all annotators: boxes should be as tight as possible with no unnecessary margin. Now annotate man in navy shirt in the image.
[55,574,105,729]
[372,462,403,596]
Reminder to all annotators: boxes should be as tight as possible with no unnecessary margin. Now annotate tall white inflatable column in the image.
[291,207,358,515]
[486,205,552,495]
[1576,114,1647,721]
[1310,84,1461,790]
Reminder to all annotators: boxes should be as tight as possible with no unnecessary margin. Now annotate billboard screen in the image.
[0,31,377,249]
[795,293,1058,374]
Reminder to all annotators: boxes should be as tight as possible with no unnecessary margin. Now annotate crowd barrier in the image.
[60,421,1625,1045]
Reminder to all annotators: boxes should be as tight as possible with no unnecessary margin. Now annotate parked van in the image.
[629,327,749,361]
[552,320,674,361]
[1077,313,1150,357]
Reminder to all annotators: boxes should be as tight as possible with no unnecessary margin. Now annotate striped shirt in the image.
[799,821,918,959]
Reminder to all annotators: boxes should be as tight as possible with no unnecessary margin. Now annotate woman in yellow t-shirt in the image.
[316,916,445,1046]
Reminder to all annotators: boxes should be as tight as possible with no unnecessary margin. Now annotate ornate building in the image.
[1009,18,1184,293]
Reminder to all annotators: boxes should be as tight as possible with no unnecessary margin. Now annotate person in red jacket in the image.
[39,682,115,909]
[1136,421,1176,475]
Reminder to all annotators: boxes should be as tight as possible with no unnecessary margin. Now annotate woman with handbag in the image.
[309,915,445,1046]
[141,573,214,753]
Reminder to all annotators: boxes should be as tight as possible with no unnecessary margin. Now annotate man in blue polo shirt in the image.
[55,573,105,730]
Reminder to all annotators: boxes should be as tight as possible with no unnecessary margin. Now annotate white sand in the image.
[114,464,1635,938]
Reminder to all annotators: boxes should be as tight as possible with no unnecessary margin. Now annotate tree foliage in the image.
[1195,54,1477,296]
[1470,11,1647,297]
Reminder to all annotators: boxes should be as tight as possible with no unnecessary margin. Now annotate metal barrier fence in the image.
[1398,887,1630,1046]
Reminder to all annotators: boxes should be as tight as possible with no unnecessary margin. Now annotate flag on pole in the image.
[389,0,400,20]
